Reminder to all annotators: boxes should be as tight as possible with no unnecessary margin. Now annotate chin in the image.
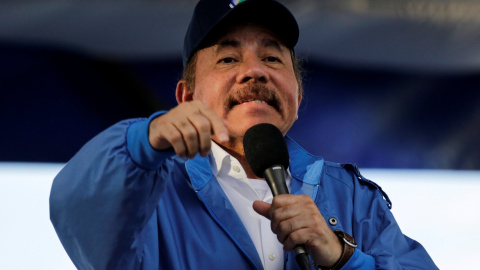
[225,109,290,135]
[232,119,285,136]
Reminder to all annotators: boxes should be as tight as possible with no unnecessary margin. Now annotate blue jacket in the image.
[50,115,437,270]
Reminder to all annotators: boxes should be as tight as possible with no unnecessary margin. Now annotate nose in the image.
[236,56,269,84]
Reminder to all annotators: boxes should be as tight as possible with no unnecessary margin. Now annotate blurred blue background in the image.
[1,0,479,169]
[2,2,480,270]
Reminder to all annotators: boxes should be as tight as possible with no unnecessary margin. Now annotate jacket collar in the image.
[285,136,324,185]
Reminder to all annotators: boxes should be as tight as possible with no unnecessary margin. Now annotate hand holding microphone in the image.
[244,123,343,270]
[243,123,310,270]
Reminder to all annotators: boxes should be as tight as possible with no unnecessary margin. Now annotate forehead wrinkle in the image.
[260,38,284,53]
[214,38,240,54]
[213,35,285,55]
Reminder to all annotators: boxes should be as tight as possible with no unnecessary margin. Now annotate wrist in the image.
[148,114,172,151]
[316,230,357,270]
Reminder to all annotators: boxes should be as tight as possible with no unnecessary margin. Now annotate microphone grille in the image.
[243,123,290,178]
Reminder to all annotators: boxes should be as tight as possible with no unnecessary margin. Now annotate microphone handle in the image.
[263,165,289,195]
[264,166,310,270]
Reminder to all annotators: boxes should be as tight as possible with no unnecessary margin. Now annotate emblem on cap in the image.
[230,0,246,8]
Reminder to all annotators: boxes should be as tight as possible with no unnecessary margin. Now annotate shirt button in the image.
[233,165,241,172]
[269,253,276,261]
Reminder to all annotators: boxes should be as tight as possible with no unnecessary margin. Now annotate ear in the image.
[176,80,194,104]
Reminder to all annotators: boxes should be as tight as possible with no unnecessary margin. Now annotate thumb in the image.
[252,200,271,220]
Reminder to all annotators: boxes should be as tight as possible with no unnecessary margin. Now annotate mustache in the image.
[224,84,282,113]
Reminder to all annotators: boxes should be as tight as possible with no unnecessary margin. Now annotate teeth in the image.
[244,99,266,104]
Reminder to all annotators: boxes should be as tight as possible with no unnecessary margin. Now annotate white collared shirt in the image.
[210,142,292,270]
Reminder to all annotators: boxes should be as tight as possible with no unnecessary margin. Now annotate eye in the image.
[219,57,236,64]
[265,56,281,63]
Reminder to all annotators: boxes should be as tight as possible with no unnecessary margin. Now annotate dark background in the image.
[1,0,479,169]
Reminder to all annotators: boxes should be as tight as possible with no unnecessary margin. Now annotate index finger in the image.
[198,105,229,143]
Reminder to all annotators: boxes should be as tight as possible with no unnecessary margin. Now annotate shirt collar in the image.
[210,141,234,177]
[209,140,292,180]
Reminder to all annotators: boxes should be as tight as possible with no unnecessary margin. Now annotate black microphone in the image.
[243,123,310,270]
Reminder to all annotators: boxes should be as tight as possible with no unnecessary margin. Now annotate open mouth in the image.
[229,96,279,111]
[236,98,268,105]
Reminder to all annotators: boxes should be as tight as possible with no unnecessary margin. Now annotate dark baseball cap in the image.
[182,0,299,67]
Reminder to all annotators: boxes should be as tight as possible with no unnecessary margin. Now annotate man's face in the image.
[192,24,301,140]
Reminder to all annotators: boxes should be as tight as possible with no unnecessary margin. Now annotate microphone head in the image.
[243,123,290,178]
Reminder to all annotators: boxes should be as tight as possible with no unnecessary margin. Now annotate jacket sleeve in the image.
[50,112,171,270]
[350,168,438,270]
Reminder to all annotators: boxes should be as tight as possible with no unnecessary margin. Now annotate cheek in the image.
[193,76,217,103]
[192,84,225,113]
[287,83,301,110]
[192,89,206,104]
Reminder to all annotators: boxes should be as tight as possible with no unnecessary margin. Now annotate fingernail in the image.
[218,132,229,142]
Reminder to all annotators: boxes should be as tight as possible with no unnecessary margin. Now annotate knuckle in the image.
[276,234,282,243]
[177,120,191,129]
[272,196,283,206]
[299,194,311,201]
[288,231,302,244]
[276,233,285,244]
[191,115,210,132]
[171,144,186,157]
[200,142,211,154]
[198,121,211,133]
[168,131,183,144]
[184,130,197,142]
[270,208,282,221]
[278,221,292,234]
[304,202,316,211]
[271,221,279,234]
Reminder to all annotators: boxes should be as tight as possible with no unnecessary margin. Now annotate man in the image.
[50,0,438,269]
